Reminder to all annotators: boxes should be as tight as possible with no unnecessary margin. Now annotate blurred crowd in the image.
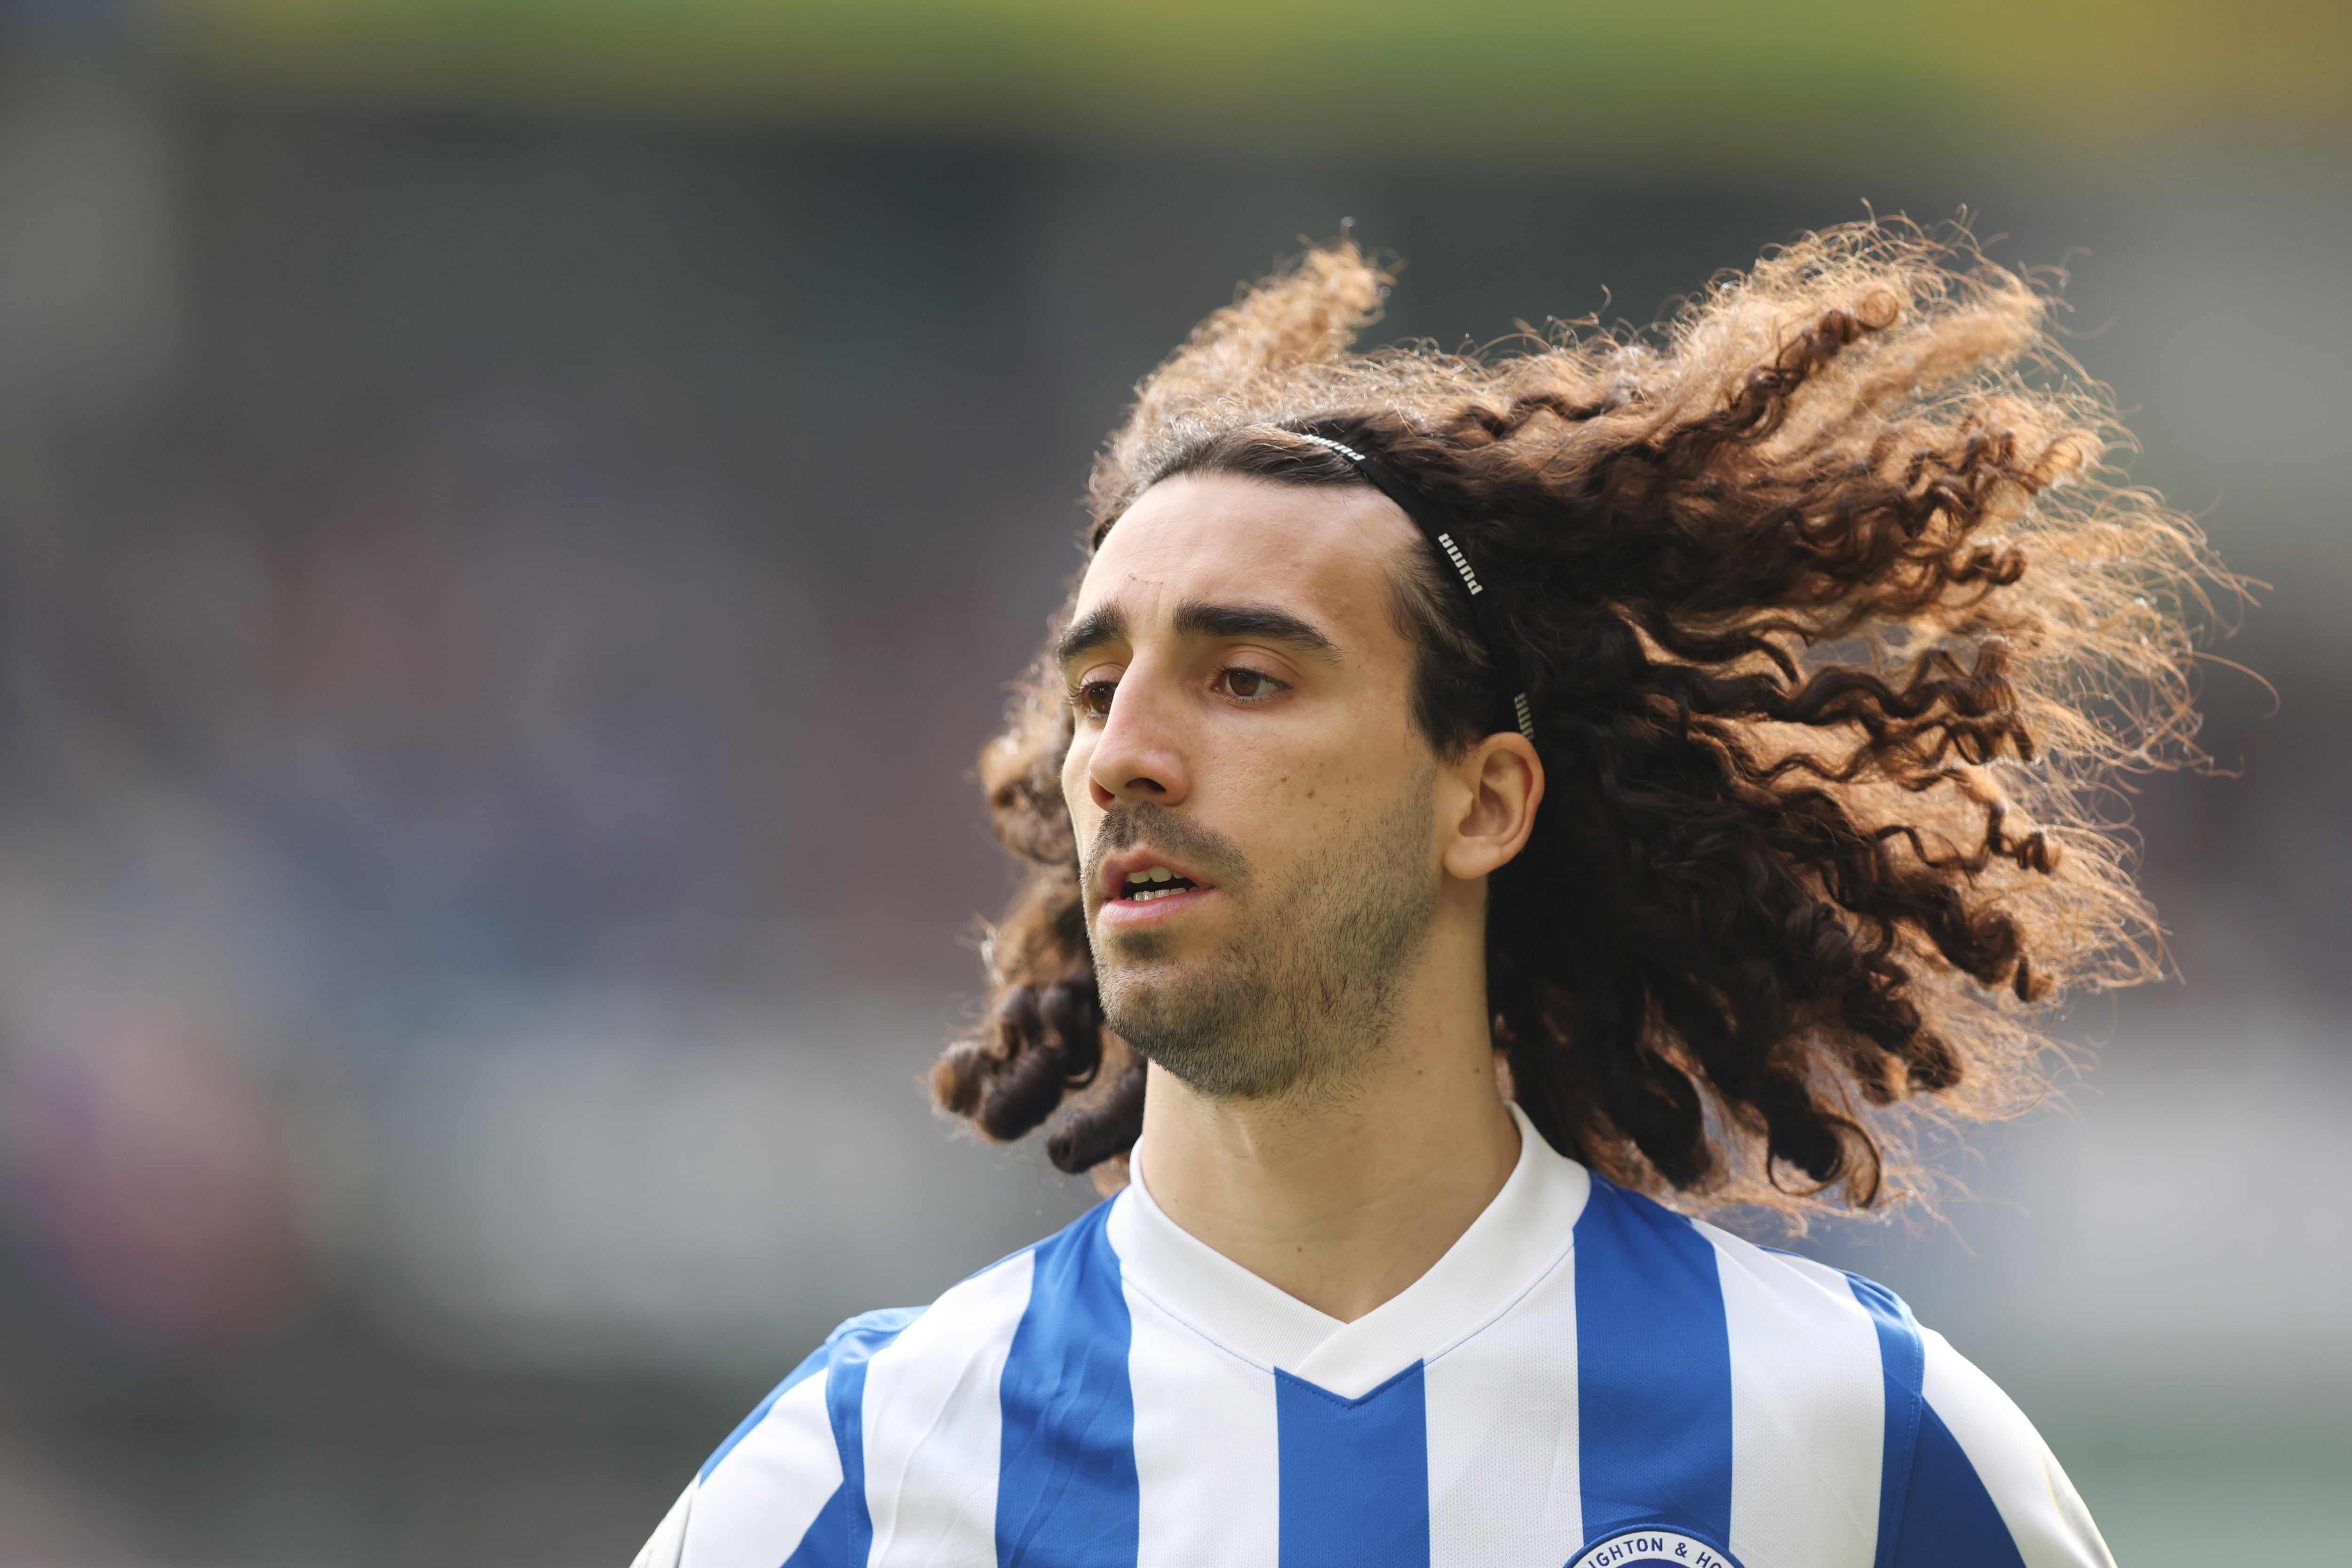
[0,3,2346,1562]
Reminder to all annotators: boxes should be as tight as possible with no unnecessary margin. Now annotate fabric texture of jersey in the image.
[633,1105,2114,1568]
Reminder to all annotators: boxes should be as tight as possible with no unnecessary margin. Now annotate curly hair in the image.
[931,220,2229,1216]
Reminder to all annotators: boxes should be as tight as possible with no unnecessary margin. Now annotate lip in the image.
[1097,845,1218,927]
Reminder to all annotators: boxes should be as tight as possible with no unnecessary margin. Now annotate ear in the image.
[1438,732,1544,882]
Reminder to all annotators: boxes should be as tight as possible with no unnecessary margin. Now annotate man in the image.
[636,225,2217,1567]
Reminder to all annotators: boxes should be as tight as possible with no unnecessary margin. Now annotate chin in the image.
[1096,956,1184,1013]
[1097,962,1208,1034]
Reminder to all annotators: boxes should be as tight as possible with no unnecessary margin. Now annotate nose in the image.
[1084,671,1192,812]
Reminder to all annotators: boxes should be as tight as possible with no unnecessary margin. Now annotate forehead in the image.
[1077,472,1422,636]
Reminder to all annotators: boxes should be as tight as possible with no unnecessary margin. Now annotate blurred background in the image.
[0,0,2344,1562]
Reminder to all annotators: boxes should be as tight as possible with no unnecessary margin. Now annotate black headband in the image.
[1292,432,1536,742]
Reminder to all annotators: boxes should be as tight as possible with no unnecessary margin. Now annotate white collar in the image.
[1104,1100,1591,1399]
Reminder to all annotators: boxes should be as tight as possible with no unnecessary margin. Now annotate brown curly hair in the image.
[931,220,2229,1215]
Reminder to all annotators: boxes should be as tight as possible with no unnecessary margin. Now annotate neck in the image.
[1127,918,1519,1323]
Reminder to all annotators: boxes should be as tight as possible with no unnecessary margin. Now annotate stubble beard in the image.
[1086,769,1441,1104]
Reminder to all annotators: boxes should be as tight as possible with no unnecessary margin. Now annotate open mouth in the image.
[1097,846,1217,918]
[1116,865,1203,902]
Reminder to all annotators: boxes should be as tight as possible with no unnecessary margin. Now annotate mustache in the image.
[1083,803,1250,895]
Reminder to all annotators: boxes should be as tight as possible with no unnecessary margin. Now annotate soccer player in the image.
[635,224,2218,1568]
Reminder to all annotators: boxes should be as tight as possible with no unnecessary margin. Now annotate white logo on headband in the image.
[1295,435,1483,593]
[1291,432,1366,463]
[1436,531,1484,595]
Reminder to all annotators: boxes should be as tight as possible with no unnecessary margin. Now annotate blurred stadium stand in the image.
[0,1,2345,1562]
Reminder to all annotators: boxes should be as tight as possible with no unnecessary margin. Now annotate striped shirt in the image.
[633,1104,2113,1568]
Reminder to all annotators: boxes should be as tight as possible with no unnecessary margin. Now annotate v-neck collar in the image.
[1103,1100,1591,1399]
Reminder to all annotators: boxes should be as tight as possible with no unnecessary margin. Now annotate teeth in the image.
[1148,866,1173,882]
[1125,870,1151,884]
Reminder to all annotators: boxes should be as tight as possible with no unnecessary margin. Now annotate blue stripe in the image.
[825,1308,925,1567]
[780,1482,851,1568]
[1845,1274,1926,1568]
[698,1306,921,1483]
[1888,1404,2029,1568]
[1572,1177,1734,1548]
[995,1202,1139,1567]
[1275,1362,1431,1568]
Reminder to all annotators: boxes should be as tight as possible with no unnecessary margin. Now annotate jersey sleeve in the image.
[629,1308,920,1568]
[629,1483,695,1568]
[1886,1327,2116,1568]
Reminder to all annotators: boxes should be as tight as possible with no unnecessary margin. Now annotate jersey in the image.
[632,1104,2113,1568]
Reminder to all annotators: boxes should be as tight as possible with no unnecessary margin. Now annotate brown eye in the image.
[1077,680,1117,717]
[1218,668,1283,700]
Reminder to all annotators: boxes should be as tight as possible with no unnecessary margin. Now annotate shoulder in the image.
[1578,1174,1896,1357]
[714,1233,1063,1476]
[764,1196,1126,1414]
[1572,1179,1903,1496]
[713,1197,1119,1462]
[1686,1210,2115,1568]
[648,1305,925,1568]
[1896,1327,2116,1568]
[1577,1178,1948,1375]
[1576,1179,2114,1562]
[645,1205,1115,1568]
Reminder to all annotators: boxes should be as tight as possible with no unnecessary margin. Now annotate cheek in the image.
[1282,728,1427,844]
[1216,742,1369,865]
[1060,738,1097,825]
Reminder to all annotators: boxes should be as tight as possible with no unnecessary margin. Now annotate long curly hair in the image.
[931,221,2229,1215]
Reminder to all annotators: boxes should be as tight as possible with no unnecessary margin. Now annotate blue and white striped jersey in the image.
[634,1106,2113,1568]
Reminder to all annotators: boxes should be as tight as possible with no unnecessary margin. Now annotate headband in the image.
[1290,432,1537,742]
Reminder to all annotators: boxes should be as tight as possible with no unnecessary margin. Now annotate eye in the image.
[1074,679,1118,718]
[1215,667,1287,701]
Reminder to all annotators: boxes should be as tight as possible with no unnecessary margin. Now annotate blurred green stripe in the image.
[157,0,2352,165]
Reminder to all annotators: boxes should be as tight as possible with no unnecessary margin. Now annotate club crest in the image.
[1566,1528,1743,1568]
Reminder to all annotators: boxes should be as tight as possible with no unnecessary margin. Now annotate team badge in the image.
[1566,1528,1743,1568]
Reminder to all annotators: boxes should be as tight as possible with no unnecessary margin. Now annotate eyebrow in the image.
[1172,599,1339,656]
[1056,598,1341,670]
[1055,603,1128,668]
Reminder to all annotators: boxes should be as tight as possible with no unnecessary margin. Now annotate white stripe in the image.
[1921,1329,2117,1568]
[686,1374,841,1568]
[863,1253,1036,1568]
[1706,1234,1881,1568]
[1423,1246,1581,1568]
[1127,1281,1281,1568]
